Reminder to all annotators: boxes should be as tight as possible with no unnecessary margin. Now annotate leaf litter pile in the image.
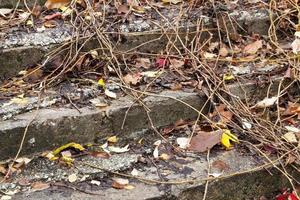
[1,0,300,199]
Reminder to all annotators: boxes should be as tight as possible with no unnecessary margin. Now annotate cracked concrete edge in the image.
[10,150,300,200]
[1,78,298,161]
[0,8,270,79]
[0,91,208,160]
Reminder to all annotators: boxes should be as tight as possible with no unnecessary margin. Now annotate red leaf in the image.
[44,12,62,20]
[156,58,169,68]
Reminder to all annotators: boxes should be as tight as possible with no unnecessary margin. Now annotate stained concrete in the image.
[0,8,270,79]
[0,91,207,160]
[6,149,300,200]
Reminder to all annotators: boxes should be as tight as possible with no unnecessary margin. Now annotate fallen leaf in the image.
[211,160,230,171]
[104,89,117,99]
[243,40,263,55]
[107,135,118,143]
[292,38,300,54]
[117,4,129,14]
[153,146,159,158]
[169,58,184,69]
[223,73,235,81]
[135,58,151,69]
[44,20,57,28]
[61,155,74,166]
[131,6,145,14]
[89,50,98,59]
[31,182,50,191]
[156,58,169,68]
[285,126,300,133]
[255,96,278,108]
[45,0,70,9]
[189,130,222,152]
[124,184,135,190]
[282,132,298,143]
[44,12,62,20]
[112,181,125,189]
[176,137,189,149]
[68,173,77,183]
[162,0,182,4]
[52,142,85,156]
[0,8,12,17]
[241,119,252,130]
[0,195,12,200]
[124,73,141,85]
[90,98,108,108]
[208,172,223,177]
[141,70,164,78]
[0,164,6,174]
[3,94,28,107]
[159,153,171,160]
[213,104,233,124]
[203,52,216,59]
[221,130,239,149]
[219,46,229,57]
[108,144,130,153]
[131,168,139,176]
[91,180,101,186]
[89,151,110,158]
[15,157,31,165]
[97,78,105,88]
[113,177,129,185]
[112,177,129,189]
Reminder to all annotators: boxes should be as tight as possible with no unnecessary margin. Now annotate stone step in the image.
[0,7,270,80]
[6,149,300,200]
[1,78,297,160]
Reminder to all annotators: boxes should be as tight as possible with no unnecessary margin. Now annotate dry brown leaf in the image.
[169,58,184,69]
[214,104,233,124]
[135,58,151,69]
[112,178,129,189]
[0,164,6,174]
[219,46,229,57]
[117,4,129,14]
[45,0,70,9]
[31,182,50,191]
[189,130,222,152]
[243,40,263,55]
[123,73,141,85]
[89,151,110,158]
[211,160,230,171]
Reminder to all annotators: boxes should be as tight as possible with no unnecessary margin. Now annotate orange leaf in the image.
[45,0,70,9]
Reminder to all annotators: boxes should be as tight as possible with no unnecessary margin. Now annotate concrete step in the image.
[1,78,298,160]
[3,149,299,200]
[0,7,270,80]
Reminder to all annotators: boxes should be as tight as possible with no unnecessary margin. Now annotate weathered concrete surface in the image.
[7,150,300,200]
[0,91,207,160]
[0,8,270,79]
[0,0,46,8]
[1,77,298,160]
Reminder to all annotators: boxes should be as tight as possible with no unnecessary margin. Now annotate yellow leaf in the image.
[89,50,98,59]
[52,142,85,156]
[107,135,118,143]
[97,78,105,88]
[223,73,234,81]
[221,130,239,149]
[61,155,74,166]
[59,5,73,16]
[124,184,135,190]
[26,20,33,27]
